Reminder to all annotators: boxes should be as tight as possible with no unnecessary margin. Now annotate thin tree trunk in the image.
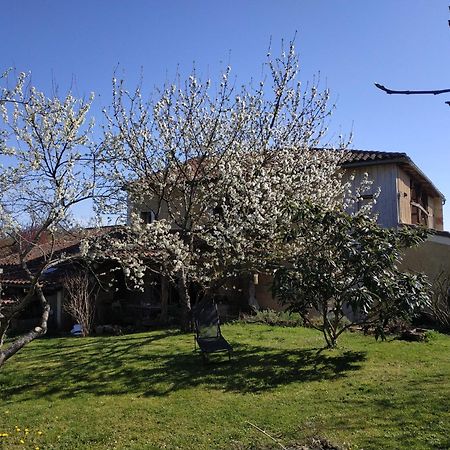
[160,276,169,323]
[0,286,50,368]
[177,269,192,332]
[322,302,332,348]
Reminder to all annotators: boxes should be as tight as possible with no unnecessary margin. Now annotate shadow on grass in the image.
[0,330,366,402]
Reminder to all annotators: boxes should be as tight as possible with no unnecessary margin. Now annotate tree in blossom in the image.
[0,71,96,367]
[94,42,356,329]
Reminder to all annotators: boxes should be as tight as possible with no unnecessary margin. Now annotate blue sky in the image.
[1,0,450,228]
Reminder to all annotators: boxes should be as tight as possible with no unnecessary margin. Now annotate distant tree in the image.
[0,71,96,367]
[273,204,431,348]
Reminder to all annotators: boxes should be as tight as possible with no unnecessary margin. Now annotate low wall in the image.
[401,232,450,283]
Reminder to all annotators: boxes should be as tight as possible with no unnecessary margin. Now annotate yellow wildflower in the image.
[19,439,25,444]
[25,428,29,432]
[37,431,43,435]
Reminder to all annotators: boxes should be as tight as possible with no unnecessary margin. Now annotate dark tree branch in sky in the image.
[374,83,450,96]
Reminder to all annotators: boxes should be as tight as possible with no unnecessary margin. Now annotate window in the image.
[140,210,155,224]
[357,194,374,212]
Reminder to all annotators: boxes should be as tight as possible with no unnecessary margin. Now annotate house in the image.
[0,228,162,333]
[132,148,449,311]
[341,150,445,230]
[2,149,448,331]
[341,150,450,305]
[0,233,82,332]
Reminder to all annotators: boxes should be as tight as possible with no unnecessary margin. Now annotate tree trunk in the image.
[0,286,50,369]
[324,329,337,348]
[177,269,192,332]
[160,276,169,324]
[248,275,260,311]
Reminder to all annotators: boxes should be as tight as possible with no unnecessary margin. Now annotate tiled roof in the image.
[0,227,115,287]
[340,149,408,165]
[338,149,444,200]
[0,238,80,267]
[0,227,113,267]
[0,297,16,306]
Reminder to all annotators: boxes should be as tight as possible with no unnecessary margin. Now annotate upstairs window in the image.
[140,210,156,224]
[356,194,374,213]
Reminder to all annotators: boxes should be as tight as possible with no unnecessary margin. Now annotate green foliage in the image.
[424,330,440,342]
[240,309,303,327]
[273,204,431,347]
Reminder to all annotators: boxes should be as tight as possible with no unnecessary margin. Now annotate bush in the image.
[427,271,450,331]
[240,309,303,327]
[273,205,430,347]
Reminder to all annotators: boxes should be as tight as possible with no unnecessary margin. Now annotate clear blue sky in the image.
[2,0,450,228]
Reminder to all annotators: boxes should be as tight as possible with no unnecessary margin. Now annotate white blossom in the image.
[93,42,365,316]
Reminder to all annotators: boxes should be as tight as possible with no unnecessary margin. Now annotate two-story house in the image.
[132,149,449,313]
[341,150,444,230]
[250,149,450,310]
[3,148,446,329]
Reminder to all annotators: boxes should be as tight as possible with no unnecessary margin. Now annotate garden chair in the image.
[192,301,232,361]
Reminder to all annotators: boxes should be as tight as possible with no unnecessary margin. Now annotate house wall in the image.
[128,196,171,223]
[400,233,450,283]
[343,163,444,231]
[133,162,444,232]
[253,234,450,313]
[343,163,398,228]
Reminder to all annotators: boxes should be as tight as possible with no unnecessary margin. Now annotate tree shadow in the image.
[0,330,366,402]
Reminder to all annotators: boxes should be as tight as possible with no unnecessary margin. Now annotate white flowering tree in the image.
[94,42,355,330]
[0,71,96,367]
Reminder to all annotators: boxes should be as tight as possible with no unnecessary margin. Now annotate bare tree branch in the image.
[374,83,450,96]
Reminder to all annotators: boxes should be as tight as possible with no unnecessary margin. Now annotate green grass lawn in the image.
[0,324,449,450]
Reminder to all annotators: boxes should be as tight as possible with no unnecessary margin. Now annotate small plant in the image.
[240,309,303,327]
[0,425,44,449]
[427,271,450,331]
[424,330,440,342]
[63,270,98,337]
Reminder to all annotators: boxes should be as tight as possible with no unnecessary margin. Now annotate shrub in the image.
[240,309,303,327]
[63,270,98,337]
[427,271,450,331]
[273,205,431,347]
